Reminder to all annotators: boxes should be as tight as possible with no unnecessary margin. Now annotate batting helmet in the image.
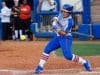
[61,4,73,12]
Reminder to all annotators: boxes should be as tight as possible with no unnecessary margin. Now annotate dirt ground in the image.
[0,40,100,75]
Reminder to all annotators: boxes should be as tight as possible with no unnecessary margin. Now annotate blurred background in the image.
[0,0,100,41]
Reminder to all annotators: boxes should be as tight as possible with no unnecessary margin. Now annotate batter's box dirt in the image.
[39,68,100,75]
[0,68,100,75]
[0,41,100,75]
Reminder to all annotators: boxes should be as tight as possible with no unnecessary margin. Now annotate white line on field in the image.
[0,67,100,73]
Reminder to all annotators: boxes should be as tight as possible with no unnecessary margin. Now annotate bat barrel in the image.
[71,32,94,38]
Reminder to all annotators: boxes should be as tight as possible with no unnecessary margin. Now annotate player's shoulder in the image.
[67,16,74,25]
[67,16,73,21]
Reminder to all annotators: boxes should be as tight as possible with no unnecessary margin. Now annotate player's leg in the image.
[60,36,92,71]
[34,36,60,74]
[14,17,20,40]
[59,36,73,60]
[72,54,92,71]
[24,18,31,40]
[18,18,23,40]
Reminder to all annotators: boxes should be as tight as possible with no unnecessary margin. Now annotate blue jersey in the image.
[44,13,74,60]
[53,13,73,36]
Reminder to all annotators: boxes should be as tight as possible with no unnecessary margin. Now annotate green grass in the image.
[55,43,100,56]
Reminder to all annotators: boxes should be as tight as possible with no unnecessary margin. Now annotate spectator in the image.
[37,0,57,12]
[11,0,20,40]
[0,1,11,40]
[4,0,14,8]
[37,0,57,32]
[19,0,32,40]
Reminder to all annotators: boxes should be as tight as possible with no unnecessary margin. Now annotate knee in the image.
[63,53,73,60]
[44,47,51,54]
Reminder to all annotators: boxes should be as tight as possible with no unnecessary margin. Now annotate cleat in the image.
[34,65,43,74]
[83,60,92,72]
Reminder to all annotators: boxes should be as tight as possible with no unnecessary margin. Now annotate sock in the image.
[39,59,46,67]
[19,30,22,36]
[72,54,86,65]
[38,52,49,67]
[15,30,18,39]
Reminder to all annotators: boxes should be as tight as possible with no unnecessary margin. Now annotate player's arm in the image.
[11,7,19,15]
[57,30,66,36]
[57,18,73,36]
[52,16,58,30]
[14,7,19,12]
[52,16,66,36]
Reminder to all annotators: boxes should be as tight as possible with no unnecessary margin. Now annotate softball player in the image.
[34,4,92,74]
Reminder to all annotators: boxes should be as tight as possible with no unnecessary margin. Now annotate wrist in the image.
[57,30,66,36]
[52,21,57,26]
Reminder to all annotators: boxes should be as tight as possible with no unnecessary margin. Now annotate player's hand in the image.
[53,17,58,22]
[52,17,58,30]
[57,30,66,36]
